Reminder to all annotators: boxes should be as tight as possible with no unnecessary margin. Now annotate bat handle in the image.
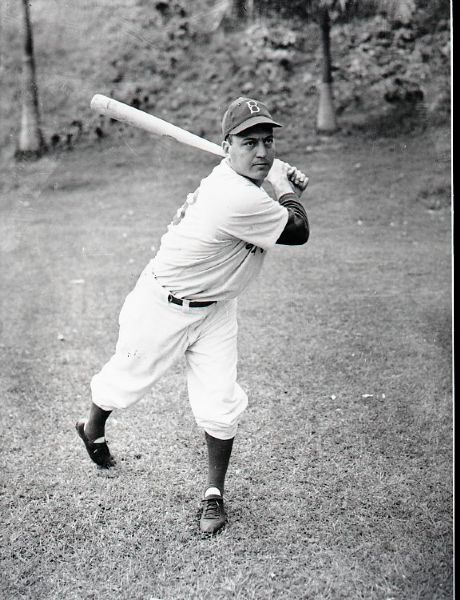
[293,178,309,193]
[287,167,309,193]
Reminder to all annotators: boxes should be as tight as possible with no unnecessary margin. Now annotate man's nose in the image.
[256,141,267,157]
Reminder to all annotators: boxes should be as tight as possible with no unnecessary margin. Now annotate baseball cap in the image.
[222,97,282,139]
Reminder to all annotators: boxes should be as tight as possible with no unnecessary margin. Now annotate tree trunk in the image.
[15,0,46,160]
[316,5,338,133]
[232,0,254,21]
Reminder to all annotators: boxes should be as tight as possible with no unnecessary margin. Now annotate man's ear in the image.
[222,139,230,155]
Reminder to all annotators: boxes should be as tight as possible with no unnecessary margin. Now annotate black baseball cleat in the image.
[75,421,116,468]
[200,494,226,534]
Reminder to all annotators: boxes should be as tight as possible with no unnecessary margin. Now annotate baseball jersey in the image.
[151,159,289,302]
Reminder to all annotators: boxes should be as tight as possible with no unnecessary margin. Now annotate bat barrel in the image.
[90,94,225,158]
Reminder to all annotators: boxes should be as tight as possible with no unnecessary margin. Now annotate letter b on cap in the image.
[246,100,260,114]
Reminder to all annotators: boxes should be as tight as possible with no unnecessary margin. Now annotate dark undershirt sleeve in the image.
[276,192,310,245]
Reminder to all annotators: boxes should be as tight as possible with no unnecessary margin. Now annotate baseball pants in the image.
[90,267,248,440]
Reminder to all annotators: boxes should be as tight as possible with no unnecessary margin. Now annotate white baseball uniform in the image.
[91,159,289,439]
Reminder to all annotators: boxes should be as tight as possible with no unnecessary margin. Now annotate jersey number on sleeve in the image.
[171,189,199,227]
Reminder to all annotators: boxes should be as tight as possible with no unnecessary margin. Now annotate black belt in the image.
[167,293,215,308]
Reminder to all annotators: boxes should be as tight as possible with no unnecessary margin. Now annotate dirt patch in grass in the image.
[0,125,452,599]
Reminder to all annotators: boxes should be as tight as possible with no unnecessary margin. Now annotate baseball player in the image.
[76,97,309,534]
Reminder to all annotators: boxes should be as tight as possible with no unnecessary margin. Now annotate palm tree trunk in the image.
[232,0,254,20]
[15,0,46,160]
[316,5,337,133]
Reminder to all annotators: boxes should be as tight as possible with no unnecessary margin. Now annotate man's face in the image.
[223,124,276,185]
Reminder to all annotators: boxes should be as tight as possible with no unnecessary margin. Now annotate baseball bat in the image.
[90,94,308,191]
[90,94,225,157]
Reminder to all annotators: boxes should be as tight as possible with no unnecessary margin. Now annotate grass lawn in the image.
[0,125,452,599]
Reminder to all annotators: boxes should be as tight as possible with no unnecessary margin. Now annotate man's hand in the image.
[287,165,309,196]
[266,159,308,199]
